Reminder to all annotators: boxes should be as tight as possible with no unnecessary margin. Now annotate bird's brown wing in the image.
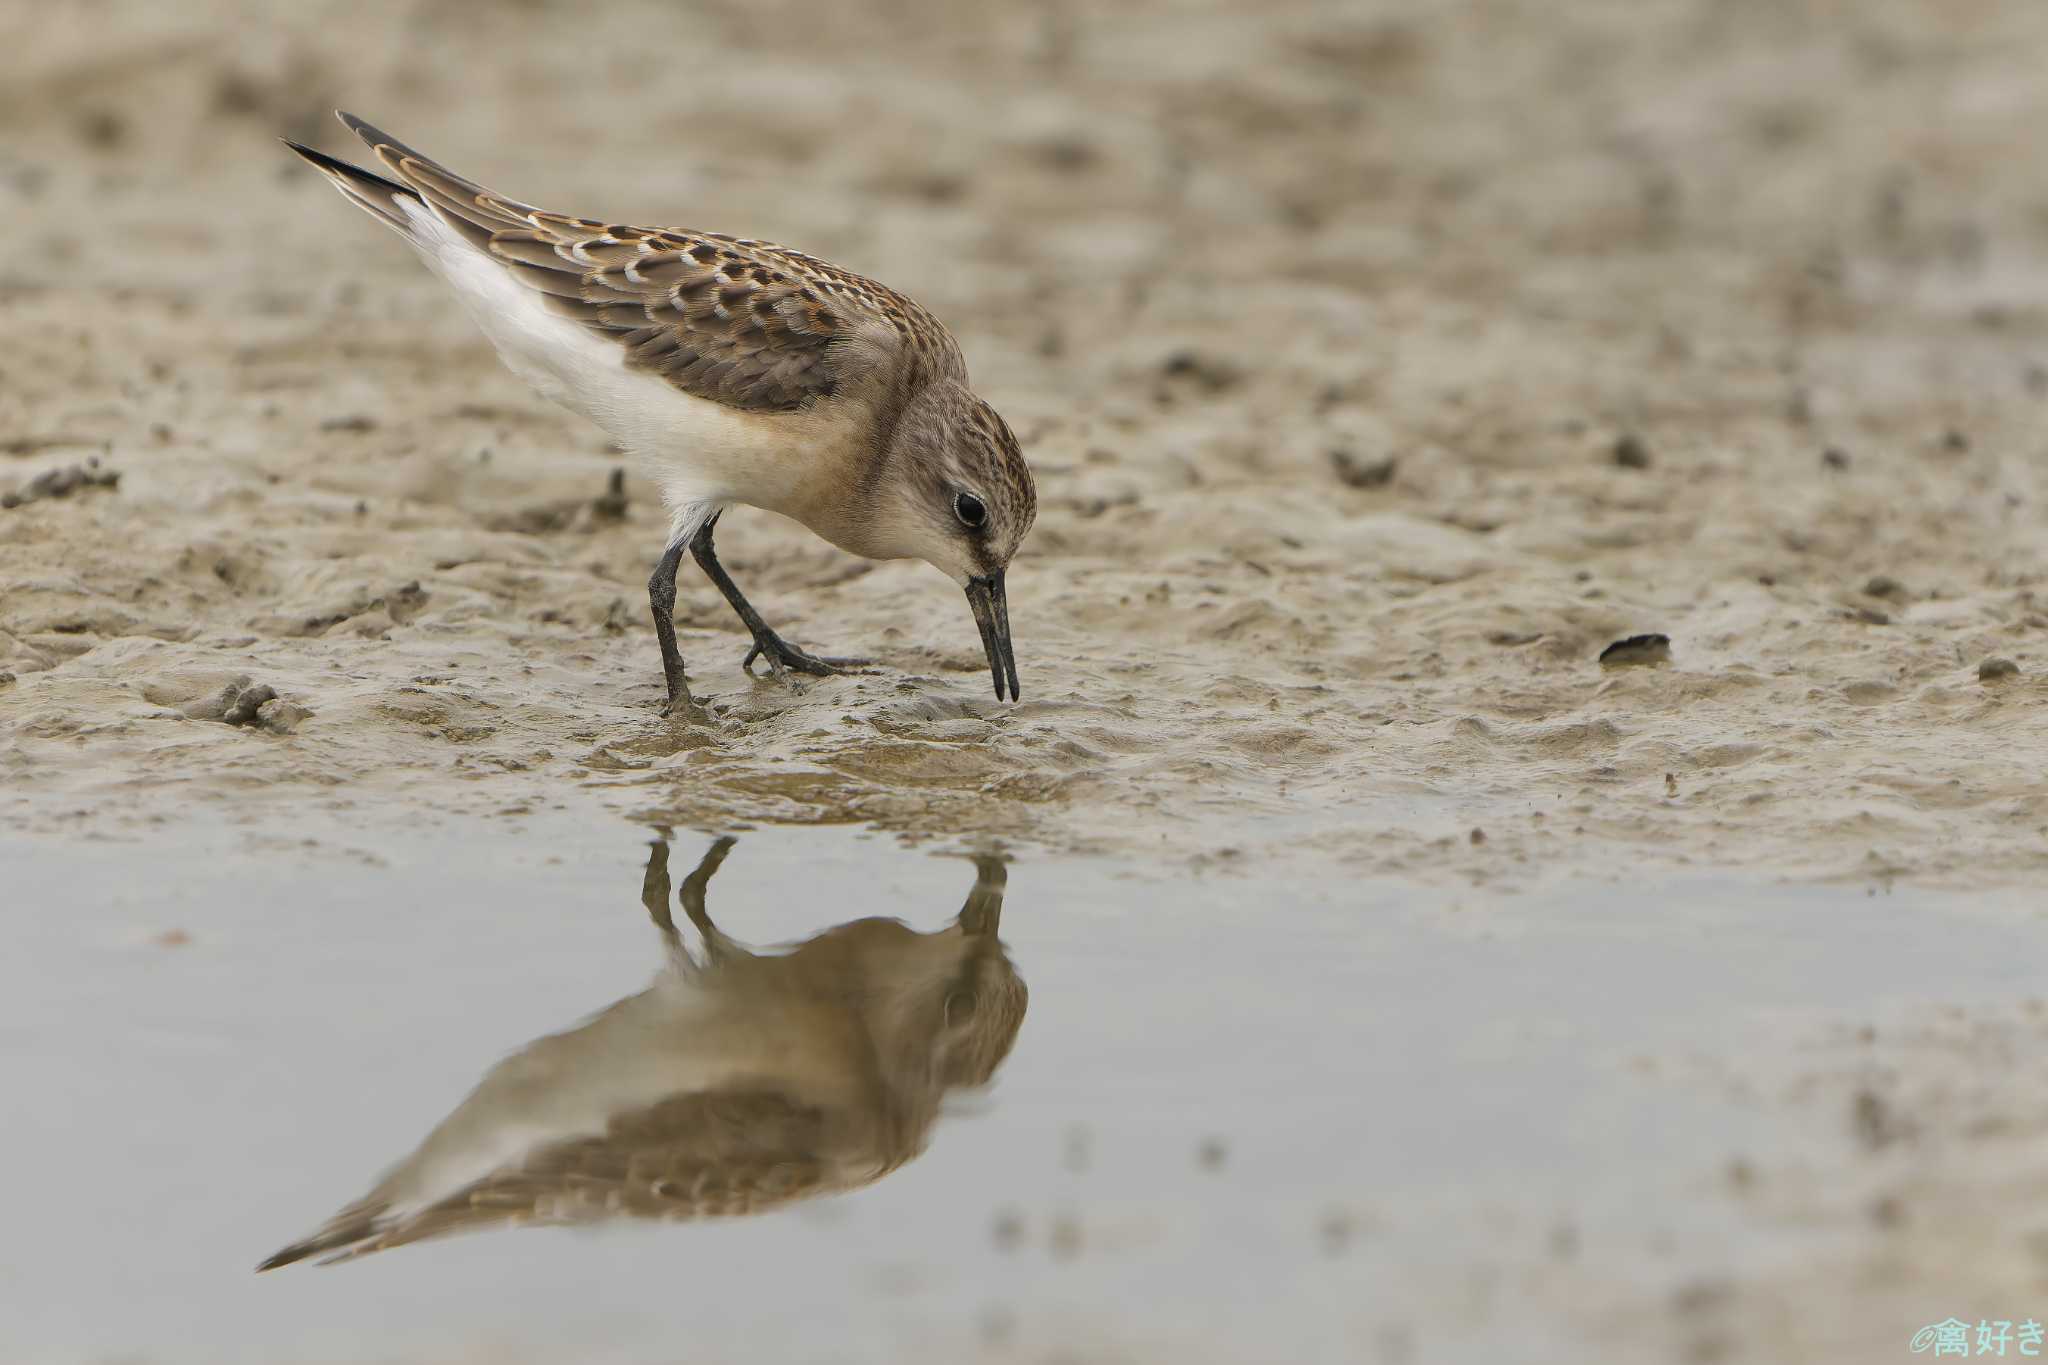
[269,1086,865,1268]
[337,112,963,412]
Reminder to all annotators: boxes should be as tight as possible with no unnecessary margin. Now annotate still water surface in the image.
[3,812,2039,1363]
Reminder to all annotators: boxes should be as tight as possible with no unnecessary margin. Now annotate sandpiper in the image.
[257,836,1024,1268]
[286,113,1035,713]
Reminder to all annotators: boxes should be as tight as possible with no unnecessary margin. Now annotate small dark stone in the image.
[1979,657,2020,683]
[1941,428,1970,453]
[1599,633,1671,667]
[1821,447,1850,470]
[1862,575,1903,599]
[1158,350,1240,393]
[1613,434,1652,469]
[1468,827,1485,845]
[320,414,378,433]
[1330,450,1397,488]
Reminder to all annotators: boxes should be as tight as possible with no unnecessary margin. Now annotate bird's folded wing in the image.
[339,113,958,413]
[307,1086,859,1265]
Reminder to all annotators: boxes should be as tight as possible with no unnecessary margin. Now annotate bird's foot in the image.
[741,631,870,682]
[658,680,711,724]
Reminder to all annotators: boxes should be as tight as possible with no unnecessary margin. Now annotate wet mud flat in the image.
[2,0,2046,885]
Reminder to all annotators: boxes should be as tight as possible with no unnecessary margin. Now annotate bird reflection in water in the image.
[259,835,1025,1269]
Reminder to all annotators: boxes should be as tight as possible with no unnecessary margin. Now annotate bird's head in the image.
[858,382,1036,701]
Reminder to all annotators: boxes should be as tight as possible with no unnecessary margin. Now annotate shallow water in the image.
[4,813,2041,1363]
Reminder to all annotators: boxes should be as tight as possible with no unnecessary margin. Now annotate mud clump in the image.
[2,458,120,509]
[177,677,310,734]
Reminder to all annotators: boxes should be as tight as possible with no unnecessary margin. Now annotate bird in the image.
[257,835,1026,1269]
[284,112,1036,715]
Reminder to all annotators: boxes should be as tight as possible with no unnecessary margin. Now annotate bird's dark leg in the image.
[679,835,740,964]
[647,536,695,715]
[640,833,682,953]
[688,513,869,681]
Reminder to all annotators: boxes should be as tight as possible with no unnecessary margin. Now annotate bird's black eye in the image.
[954,492,987,529]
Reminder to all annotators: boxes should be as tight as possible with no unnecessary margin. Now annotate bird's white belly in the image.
[399,201,853,532]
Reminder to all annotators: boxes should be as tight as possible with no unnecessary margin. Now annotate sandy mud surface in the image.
[4,0,2044,883]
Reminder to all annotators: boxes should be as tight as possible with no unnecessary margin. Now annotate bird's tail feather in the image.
[282,137,421,234]
[255,1198,388,1272]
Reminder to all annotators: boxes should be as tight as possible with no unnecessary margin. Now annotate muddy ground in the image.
[3,1,2047,1360]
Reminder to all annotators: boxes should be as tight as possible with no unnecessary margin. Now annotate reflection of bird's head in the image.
[935,934,1029,1089]
[939,852,1026,1087]
[807,920,1026,1103]
[817,852,1025,1106]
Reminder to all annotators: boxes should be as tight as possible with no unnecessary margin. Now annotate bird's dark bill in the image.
[964,573,1020,702]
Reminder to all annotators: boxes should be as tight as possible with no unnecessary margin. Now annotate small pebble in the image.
[1821,447,1850,470]
[1158,349,1239,393]
[1613,434,1652,469]
[1330,449,1397,488]
[1599,633,1671,667]
[1979,657,2020,683]
[1862,575,1902,599]
[1196,1136,1228,1171]
[1468,827,1485,845]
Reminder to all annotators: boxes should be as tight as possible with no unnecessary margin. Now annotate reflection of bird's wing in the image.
[260,1086,871,1268]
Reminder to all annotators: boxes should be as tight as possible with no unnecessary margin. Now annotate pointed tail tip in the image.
[254,1244,307,1273]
